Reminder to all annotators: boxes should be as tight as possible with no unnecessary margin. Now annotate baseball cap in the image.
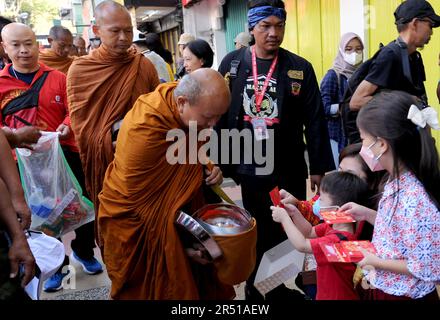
[234,32,251,47]
[394,0,440,27]
[133,28,146,43]
[178,33,195,45]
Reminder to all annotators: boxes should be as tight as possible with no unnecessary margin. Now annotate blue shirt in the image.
[320,69,348,151]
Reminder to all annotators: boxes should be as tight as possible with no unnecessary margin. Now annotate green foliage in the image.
[20,0,60,27]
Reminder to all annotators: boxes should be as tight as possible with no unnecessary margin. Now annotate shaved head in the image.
[95,0,130,26]
[47,25,73,57]
[92,0,133,55]
[1,22,36,44]
[175,69,231,129]
[73,36,87,56]
[1,23,39,72]
[49,25,72,41]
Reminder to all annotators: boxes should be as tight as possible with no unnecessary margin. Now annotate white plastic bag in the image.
[16,131,95,237]
[24,230,65,300]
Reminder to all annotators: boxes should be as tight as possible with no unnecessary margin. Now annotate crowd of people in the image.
[0,0,439,301]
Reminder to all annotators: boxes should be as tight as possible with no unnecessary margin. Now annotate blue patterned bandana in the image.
[248,5,287,29]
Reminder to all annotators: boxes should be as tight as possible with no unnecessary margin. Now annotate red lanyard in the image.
[252,45,278,114]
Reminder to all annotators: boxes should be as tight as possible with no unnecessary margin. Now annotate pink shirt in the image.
[369,171,440,298]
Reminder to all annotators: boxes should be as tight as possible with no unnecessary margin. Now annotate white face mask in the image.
[343,51,363,66]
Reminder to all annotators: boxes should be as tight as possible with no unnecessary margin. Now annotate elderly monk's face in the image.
[93,9,133,55]
[49,33,73,58]
[2,26,39,71]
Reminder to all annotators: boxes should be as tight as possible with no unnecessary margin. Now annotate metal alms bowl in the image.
[175,211,222,261]
[192,203,253,236]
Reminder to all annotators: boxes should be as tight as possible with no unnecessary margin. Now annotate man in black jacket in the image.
[216,0,334,300]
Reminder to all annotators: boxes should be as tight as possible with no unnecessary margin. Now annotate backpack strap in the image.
[2,71,49,119]
[224,47,247,91]
[229,59,241,78]
[393,37,413,85]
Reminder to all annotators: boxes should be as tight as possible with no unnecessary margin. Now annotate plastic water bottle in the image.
[28,187,50,218]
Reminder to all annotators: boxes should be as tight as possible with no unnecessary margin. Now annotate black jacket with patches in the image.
[216,46,334,182]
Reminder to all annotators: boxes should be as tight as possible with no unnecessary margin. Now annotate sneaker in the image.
[43,271,68,292]
[70,251,103,275]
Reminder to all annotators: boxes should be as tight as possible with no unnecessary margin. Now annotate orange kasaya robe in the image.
[98,83,254,300]
[39,49,74,75]
[67,45,159,211]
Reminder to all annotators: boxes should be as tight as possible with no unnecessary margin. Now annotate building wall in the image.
[283,0,340,82]
[224,0,248,53]
[182,0,227,69]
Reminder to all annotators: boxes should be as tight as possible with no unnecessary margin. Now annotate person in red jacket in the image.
[0,22,103,293]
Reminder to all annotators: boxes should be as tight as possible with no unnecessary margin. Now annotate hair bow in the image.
[407,104,440,130]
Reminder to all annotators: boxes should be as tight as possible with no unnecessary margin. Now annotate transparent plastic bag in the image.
[16,131,94,238]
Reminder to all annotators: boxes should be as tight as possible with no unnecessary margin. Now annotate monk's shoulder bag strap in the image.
[1,71,49,128]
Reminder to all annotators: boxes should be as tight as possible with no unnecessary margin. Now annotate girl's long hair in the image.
[357,90,440,208]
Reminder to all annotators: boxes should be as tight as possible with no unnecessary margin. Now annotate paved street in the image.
[41,178,309,300]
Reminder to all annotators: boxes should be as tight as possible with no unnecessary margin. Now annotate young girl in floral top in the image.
[341,90,440,300]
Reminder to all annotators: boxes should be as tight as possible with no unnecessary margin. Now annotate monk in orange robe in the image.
[67,0,159,212]
[98,69,257,299]
[39,25,74,74]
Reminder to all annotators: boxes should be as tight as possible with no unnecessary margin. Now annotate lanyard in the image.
[252,45,278,114]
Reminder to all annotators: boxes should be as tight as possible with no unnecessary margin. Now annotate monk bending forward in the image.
[98,69,257,299]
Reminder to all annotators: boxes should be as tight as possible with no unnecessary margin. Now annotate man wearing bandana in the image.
[217,0,334,300]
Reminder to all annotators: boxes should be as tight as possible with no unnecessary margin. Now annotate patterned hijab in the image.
[332,32,364,80]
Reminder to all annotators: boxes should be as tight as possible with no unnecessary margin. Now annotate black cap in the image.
[394,0,440,27]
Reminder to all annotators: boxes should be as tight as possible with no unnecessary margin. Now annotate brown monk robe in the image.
[67,52,158,214]
[39,49,74,75]
[98,70,256,299]
[67,0,159,213]
[39,25,75,74]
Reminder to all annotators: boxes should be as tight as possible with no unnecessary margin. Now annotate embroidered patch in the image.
[288,70,304,80]
[291,82,302,96]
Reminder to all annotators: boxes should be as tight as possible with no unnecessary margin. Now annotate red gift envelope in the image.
[269,187,284,208]
[319,241,376,263]
[320,207,356,224]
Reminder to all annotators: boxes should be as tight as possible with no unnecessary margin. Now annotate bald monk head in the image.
[47,25,73,58]
[1,23,39,73]
[73,36,87,56]
[174,69,231,130]
[92,0,133,56]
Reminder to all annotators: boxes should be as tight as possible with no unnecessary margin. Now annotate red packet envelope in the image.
[319,241,376,263]
[320,206,356,224]
[269,187,284,208]
[340,241,376,263]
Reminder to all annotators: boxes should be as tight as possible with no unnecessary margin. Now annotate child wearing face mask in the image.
[271,171,369,300]
[340,90,440,300]
[320,33,364,168]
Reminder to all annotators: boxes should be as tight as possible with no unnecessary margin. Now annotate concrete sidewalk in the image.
[40,178,312,300]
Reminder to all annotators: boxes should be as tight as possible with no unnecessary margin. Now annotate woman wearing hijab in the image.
[320,33,364,167]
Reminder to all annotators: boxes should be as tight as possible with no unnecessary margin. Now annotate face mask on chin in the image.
[359,140,385,172]
[343,51,363,66]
